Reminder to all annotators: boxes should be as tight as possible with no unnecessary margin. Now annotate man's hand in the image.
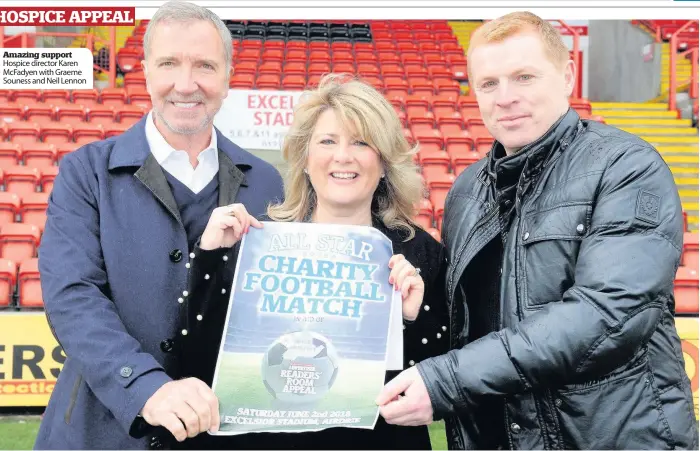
[375,366,434,426]
[141,378,220,442]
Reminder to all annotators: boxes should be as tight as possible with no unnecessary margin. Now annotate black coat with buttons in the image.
[417,108,699,450]
[175,218,450,450]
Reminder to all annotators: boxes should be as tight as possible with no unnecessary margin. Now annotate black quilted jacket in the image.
[417,108,699,450]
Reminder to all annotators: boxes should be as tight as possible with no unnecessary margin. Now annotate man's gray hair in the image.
[143,0,232,69]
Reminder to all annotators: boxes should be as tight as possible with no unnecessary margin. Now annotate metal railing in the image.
[554,20,582,99]
[668,21,699,112]
[0,27,118,88]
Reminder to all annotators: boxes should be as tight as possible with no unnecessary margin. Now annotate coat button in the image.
[149,436,163,450]
[576,223,585,234]
[522,232,530,241]
[510,422,521,434]
[555,398,562,407]
[160,339,174,353]
[119,366,133,378]
[169,249,183,262]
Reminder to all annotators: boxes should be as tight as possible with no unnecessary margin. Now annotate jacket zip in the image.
[447,204,499,305]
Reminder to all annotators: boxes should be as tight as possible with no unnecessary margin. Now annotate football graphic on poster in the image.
[261,330,340,404]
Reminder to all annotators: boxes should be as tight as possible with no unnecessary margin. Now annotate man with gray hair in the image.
[34,1,284,449]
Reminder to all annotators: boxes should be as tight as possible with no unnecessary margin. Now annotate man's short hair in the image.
[143,0,232,70]
[468,12,570,74]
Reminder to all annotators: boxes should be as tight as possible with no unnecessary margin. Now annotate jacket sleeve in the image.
[39,154,172,436]
[417,142,683,418]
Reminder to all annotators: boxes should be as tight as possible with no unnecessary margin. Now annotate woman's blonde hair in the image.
[267,73,424,240]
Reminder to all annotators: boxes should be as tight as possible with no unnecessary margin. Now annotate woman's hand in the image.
[200,204,262,250]
[388,254,424,321]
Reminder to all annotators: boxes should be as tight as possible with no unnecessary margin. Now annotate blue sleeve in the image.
[39,153,172,436]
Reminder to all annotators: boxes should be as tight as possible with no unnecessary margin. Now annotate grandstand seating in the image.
[0,19,697,326]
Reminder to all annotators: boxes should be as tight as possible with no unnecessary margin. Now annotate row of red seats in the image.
[232,43,465,61]
[1,103,148,126]
[230,73,463,95]
[0,192,48,231]
[370,20,454,31]
[1,88,151,108]
[4,249,697,311]
[634,20,699,50]
[0,143,77,168]
[230,59,465,79]
[0,258,41,308]
[0,165,57,196]
[0,224,41,269]
[0,122,129,146]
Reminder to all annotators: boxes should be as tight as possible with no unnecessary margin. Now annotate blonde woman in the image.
[179,74,449,450]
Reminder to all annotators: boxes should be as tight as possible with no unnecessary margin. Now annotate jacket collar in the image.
[111,116,253,227]
[486,107,581,182]
[108,115,256,172]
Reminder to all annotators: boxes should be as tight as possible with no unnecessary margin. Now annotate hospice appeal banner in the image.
[210,222,398,435]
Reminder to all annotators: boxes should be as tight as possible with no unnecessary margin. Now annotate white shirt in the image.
[145,110,219,194]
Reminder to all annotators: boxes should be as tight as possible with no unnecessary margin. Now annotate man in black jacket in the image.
[376,11,698,450]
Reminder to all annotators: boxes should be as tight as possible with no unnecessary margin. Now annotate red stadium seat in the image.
[86,106,116,126]
[445,130,475,157]
[74,124,105,146]
[419,149,451,179]
[234,61,257,75]
[259,61,282,76]
[451,150,482,176]
[0,104,24,123]
[100,88,127,106]
[40,167,59,193]
[282,75,306,91]
[282,62,306,76]
[229,73,255,89]
[55,104,87,125]
[7,122,41,145]
[40,124,73,145]
[18,258,42,307]
[256,74,281,90]
[0,258,16,307]
[9,89,42,103]
[103,123,131,139]
[72,89,100,108]
[475,136,495,157]
[415,198,434,228]
[0,223,41,264]
[675,266,699,314]
[116,105,147,126]
[127,87,152,109]
[3,166,40,197]
[285,50,307,64]
[0,192,20,228]
[117,47,144,73]
[0,143,22,168]
[20,193,50,231]
[237,48,261,62]
[41,89,70,105]
[683,232,699,270]
[56,144,79,162]
[426,172,456,213]
[124,72,146,89]
[22,143,57,168]
[24,103,55,124]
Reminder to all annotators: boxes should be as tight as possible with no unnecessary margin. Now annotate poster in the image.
[213,89,305,151]
[210,221,400,435]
